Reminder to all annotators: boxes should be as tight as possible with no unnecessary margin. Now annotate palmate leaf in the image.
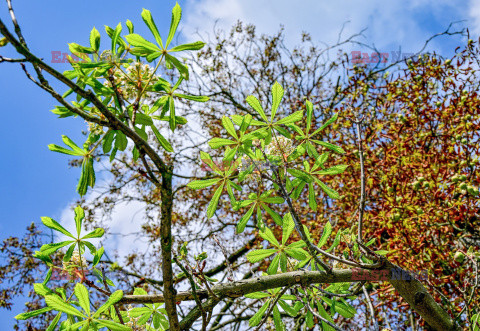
[96,319,132,331]
[273,305,286,331]
[245,292,270,299]
[74,283,90,315]
[313,140,345,154]
[314,164,348,175]
[89,27,100,52]
[207,183,224,218]
[271,81,284,120]
[82,227,105,239]
[311,113,339,136]
[314,177,340,199]
[221,116,238,139]
[93,290,123,318]
[174,93,209,102]
[74,206,84,236]
[15,307,52,320]
[48,135,85,156]
[44,295,84,317]
[209,137,236,149]
[166,54,189,80]
[46,312,62,331]
[151,125,174,152]
[246,95,268,122]
[282,213,295,245]
[318,221,332,248]
[237,204,255,233]
[125,33,161,56]
[170,41,206,52]
[247,249,276,263]
[249,300,270,327]
[77,156,95,196]
[275,110,303,125]
[41,217,74,238]
[267,254,280,275]
[259,227,280,247]
[38,241,74,256]
[187,178,222,190]
[166,3,181,48]
[141,9,164,49]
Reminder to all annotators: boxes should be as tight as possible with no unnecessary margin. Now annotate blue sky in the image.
[0,0,475,326]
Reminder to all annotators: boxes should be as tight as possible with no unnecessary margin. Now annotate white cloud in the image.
[183,0,468,55]
[59,180,151,262]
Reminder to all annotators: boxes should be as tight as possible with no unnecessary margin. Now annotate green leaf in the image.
[41,217,74,238]
[259,227,280,247]
[278,300,298,317]
[246,95,268,122]
[221,116,238,139]
[38,241,74,256]
[174,93,209,102]
[245,292,270,299]
[308,183,317,211]
[318,221,332,248]
[275,111,303,125]
[151,125,174,152]
[93,246,104,266]
[134,112,153,126]
[74,206,84,237]
[267,254,280,275]
[126,20,134,33]
[305,100,313,134]
[207,183,224,218]
[263,204,283,226]
[15,307,52,320]
[45,295,84,317]
[315,178,340,199]
[45,312,62,331]
[282,213,295,245]
[111,23,123,55]
[166,3,182,48]
[311,113,338,136]
[249,301,270,327]
[77,157,95,196]
[315,164,348,175]
[82,228,105,239]
[285,248,307,261]
[313,140,345,154]
[170,41,206,52]
[74,283,90,315]
[165,54,189,80]
[114,132,128,151]
[103,130,115,154]
[187,178,221,190]
[89,27,101,52]
[68,43,93,55]
[247,249,276,263]
[96,319,132,331]
[326,231,341,253]
[209,137,236,149]
[63,244,75,262]
[93,290,123,318]
[125,33,161,56]
[48,144,83,156]
[273,305,285,331]
[287,168,313,183]
[237,204,255,233]
[141,9,164,49]
[270,81,284,121]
